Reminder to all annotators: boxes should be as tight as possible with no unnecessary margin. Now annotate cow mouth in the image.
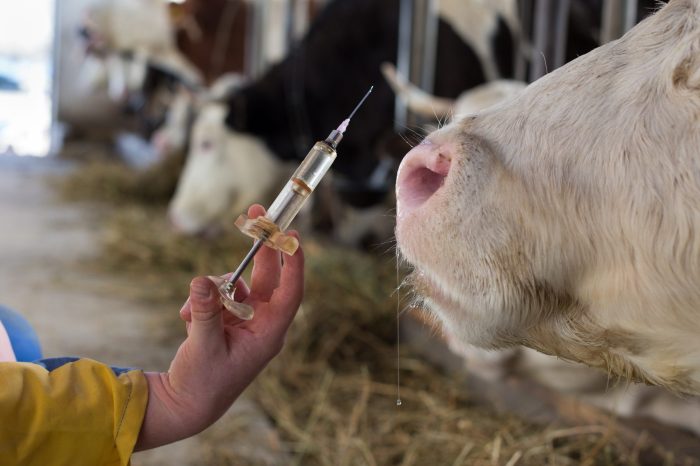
[407,269,462,316]
[396,143,451,218]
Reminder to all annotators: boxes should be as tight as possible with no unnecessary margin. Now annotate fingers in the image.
[233,279,250,302]
[180,278,250,323]
[218,272,251,302]
[247,203,265,219]
[250,245,281,302]
[187,277,224,344]
[179,298,191,321]
[270,230,305,322]
[248,205,281,301]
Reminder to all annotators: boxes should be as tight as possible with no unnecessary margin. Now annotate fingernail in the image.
[190,278,212,300]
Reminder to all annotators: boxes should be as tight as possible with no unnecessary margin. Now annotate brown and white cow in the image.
[395,0,700,395]
[79,0,202,101]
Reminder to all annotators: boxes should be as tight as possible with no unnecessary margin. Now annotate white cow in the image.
[384,62,700,434]
[395,0,700,395]
[167,102,287,234]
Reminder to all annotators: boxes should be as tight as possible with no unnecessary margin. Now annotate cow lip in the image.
[409,270,462,314]
[396,144,451,216]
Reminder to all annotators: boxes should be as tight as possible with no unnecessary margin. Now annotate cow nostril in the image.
[401,165,447,208]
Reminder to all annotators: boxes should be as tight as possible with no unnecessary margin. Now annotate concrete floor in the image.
[0,155,174,369]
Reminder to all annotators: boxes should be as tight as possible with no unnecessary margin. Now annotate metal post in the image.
[287,0,312,44]
[245,0,268,79]
[552,0,570,70]
[394,0,438,132]
[623,0,639,33]
[418,0,438,95]
[285,0,295,49]
[530,0,570,81]
[601,0,638,43]
[515,0,533,82]
[395,0,413,132]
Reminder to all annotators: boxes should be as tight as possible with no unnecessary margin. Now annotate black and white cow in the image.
[168,0,517,236]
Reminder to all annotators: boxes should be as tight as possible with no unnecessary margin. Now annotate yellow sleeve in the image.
[0,358,148,466]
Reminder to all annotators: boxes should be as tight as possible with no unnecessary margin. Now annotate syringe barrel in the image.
[266,141,337,231]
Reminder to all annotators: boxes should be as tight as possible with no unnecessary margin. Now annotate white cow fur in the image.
[396,0,700,395]
[168,104,286,234]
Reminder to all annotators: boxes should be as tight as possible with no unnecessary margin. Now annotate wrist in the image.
[135,371,210,451]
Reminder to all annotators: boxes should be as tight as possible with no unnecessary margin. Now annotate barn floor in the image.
[0,154,283,465]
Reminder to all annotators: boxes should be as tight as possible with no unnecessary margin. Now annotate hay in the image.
[87,202,687,466]
[55,152,185,206]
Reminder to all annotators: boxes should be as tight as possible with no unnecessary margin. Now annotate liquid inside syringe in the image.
[215,86,373,320]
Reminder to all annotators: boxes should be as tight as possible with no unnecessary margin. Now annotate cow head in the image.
[151,73,247,159]
[396,0,700,394]
[168,102,285,235]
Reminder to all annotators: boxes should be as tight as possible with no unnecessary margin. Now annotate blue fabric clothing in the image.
[0,304,42,362]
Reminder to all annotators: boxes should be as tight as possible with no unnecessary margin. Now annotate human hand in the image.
[136,204,304,450]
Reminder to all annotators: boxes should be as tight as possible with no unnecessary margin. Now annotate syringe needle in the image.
[336,86,374,135]
[347,86,373,122]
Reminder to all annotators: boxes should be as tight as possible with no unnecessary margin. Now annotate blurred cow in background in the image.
[78,0,202,103]
[171,0,325,84]
[150,73,247,160]
[77,0,325,137]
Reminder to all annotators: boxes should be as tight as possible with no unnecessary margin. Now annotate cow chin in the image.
[406,271,508,349]
[397,208,528,350]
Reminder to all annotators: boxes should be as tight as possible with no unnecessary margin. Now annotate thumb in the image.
[188,277,223,342]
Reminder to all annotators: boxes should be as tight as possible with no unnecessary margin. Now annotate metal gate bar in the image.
[530,0,570,81]
[395,0,438,131]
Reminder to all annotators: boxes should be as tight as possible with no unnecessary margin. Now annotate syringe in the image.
[215,86,373,320]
